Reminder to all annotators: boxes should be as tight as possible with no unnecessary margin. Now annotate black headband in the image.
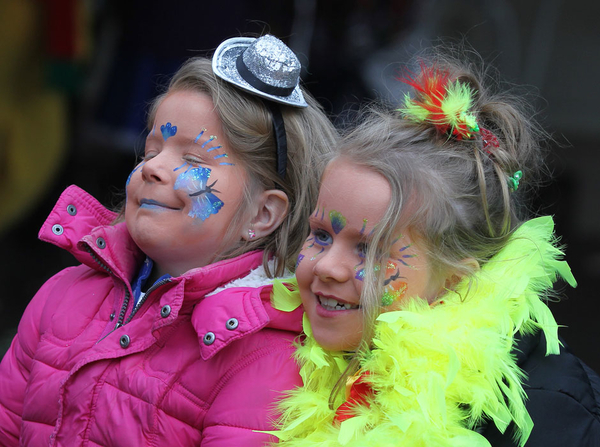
[236,54,289,179]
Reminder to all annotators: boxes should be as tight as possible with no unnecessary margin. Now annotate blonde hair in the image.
[328,49,548,405]
[147,57,337,277]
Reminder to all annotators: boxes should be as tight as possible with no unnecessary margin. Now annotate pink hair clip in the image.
[480,127,499,153]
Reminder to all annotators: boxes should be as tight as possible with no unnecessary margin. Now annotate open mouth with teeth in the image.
[318,296,360,311]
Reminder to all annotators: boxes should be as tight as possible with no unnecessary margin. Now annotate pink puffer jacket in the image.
[0,185,303,446]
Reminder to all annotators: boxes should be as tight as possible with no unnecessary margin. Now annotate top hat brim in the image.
[212,37,308,108]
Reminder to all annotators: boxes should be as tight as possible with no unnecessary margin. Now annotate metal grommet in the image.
[96,237,106,249]
[119,334,130,348]
[109,312,116,321]
[51,224,64,235]
[160,305,171,318]
[67,204,77,216]
[226,318,239,330]
[203,332,215,346]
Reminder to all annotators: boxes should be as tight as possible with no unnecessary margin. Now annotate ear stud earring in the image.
[248,228,256,239]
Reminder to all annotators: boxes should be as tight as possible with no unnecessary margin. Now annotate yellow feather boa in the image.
[268,216,576,447]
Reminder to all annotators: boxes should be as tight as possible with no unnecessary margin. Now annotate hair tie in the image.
[480,127,500,153]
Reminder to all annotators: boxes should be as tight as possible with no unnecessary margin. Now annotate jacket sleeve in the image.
[0,268,72,445]
[200,336,302,446]
[481,334,600,447]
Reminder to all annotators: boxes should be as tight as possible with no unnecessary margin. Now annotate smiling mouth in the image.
[139,199,179,210]
[317,295,360,311]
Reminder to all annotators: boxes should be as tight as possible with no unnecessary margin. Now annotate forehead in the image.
[318,159,391,226]
[152,90,222,135]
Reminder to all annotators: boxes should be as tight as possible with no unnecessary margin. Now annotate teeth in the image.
[318,296,358,311]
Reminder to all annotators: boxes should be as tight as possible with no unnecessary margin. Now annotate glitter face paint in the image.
[174,166,224,221]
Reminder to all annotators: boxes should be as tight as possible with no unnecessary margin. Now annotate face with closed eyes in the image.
[296,158,441,351]
[125,90,249,277]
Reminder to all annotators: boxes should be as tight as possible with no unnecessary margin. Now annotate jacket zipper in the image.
[124,277,172,325]
[84,244,171,330]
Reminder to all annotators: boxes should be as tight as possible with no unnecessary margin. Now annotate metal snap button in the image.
[96,237,106,249]
[226,318,239,330]
[109,312,116,321]
[52,224,64,235]
[119,334,130,348]
[203,332,215,345]
[67,204,77,216]
[160,305,171,318]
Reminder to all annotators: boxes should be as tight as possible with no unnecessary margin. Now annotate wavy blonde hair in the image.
[328,47,548,405]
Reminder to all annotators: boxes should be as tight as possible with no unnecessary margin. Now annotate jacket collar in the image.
[38,185,269,297]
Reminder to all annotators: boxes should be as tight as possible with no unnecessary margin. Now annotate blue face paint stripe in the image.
[206,145,222,153]
[213,154,228,159]
[174,162,188,171]
[194,129,206,143]
[219,162,235,166]
[201,136,217,148]
[126,161,145,186]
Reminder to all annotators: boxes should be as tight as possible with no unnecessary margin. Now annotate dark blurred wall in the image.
[1,0,599,374]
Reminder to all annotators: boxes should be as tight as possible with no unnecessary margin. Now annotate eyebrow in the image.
[308,215,367,239]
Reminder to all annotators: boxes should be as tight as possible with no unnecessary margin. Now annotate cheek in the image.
[381,261,408,307]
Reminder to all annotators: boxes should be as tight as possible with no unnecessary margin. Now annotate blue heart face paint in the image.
[125,90,249,277]
[161,122,177,140]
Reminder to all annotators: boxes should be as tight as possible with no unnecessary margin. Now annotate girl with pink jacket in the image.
[0,35,337,446]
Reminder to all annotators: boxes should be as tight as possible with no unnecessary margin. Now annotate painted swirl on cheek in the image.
[174,166,224,221]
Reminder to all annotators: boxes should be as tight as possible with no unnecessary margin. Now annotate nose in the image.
[312,245,352,283]
[141,153,170,184]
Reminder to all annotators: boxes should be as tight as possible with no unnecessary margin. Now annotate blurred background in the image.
[1,0,599,372]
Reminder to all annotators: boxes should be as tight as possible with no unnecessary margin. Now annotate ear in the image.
[241,189,289,240]
[443,257,480,290]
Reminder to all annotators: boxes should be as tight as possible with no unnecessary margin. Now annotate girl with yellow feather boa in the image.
[268,53,600,446]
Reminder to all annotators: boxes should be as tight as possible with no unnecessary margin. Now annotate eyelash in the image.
[312,228,332,246]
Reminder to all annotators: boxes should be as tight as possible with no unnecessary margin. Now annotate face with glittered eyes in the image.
[295,159,442,352]
[125,90,248,277]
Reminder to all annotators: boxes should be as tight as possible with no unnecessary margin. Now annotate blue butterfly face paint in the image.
[160,122,177,141]
[174,166,224,221]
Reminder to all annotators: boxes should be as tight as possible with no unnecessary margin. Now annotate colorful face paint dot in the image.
[329,210,347,234]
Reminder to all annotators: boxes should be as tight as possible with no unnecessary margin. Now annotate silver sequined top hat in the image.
[212,35,307,108]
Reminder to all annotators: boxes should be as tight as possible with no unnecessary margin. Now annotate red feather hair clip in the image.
[398,62,480,140]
